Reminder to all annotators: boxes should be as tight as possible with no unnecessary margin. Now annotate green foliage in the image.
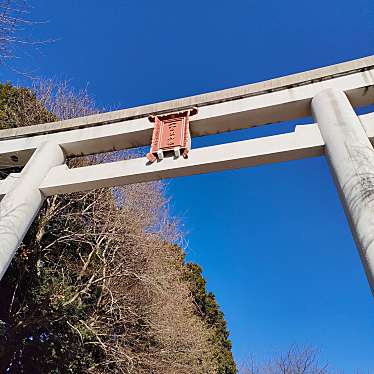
[186,263,237,374]
[0,199,103,373]
[0,83,102,372]
[0,82,56,129]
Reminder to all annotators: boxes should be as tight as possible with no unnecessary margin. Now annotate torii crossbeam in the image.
[1,56,374,296]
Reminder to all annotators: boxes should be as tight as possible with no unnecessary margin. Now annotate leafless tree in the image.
[0,0,29,63]
[240,346,329,374]
[0,0,52,75]
[35,79,99,119]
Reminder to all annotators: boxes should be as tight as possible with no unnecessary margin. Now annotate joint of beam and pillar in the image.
[0,142,65,279]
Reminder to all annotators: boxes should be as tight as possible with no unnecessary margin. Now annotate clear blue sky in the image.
[2,0,373,371]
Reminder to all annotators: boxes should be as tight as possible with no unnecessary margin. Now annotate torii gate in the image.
[1,56,374,296]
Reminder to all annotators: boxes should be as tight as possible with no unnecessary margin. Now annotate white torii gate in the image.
[1,56,374,296]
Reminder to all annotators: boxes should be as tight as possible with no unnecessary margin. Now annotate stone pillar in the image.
[0,142,65,280]
[312,88,374,295]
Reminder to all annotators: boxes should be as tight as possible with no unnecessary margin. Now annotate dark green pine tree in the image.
[185,263,237,374]
[0,83,56,130]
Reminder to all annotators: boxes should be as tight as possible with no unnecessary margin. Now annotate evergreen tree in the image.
[186,263,237,374]
[0,83,56,129]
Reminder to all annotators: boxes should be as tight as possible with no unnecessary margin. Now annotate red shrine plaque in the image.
[147,108,197,163]
[158,116,186,150]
